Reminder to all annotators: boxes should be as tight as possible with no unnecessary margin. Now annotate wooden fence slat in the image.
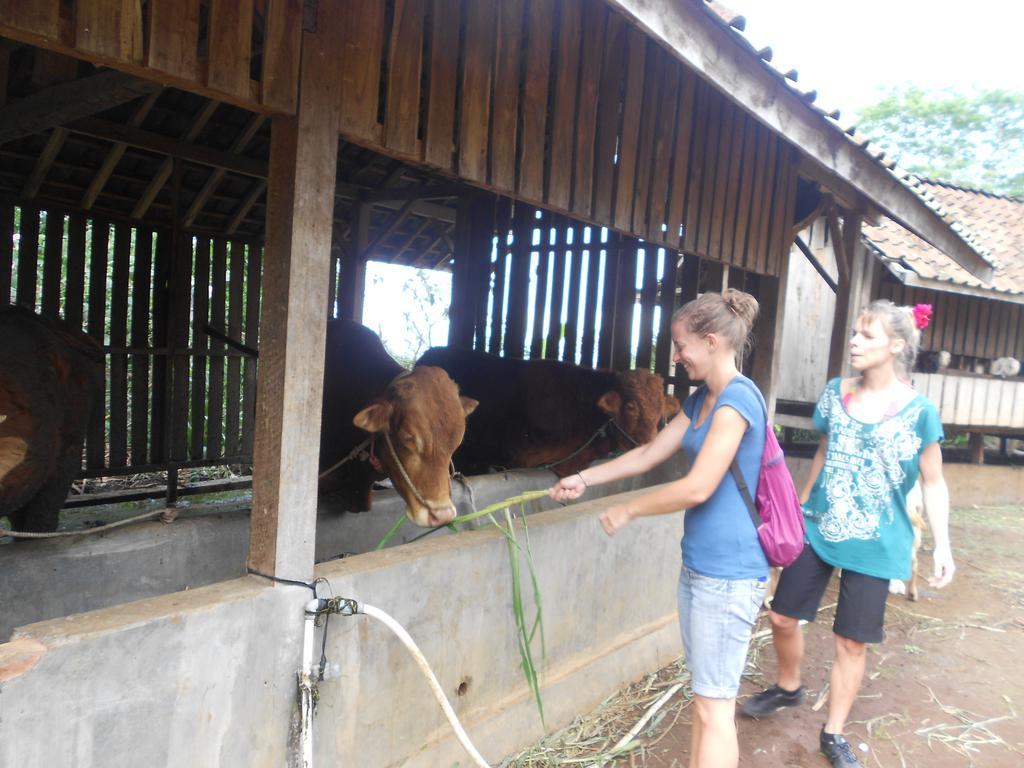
[591,12,626,224]
[517,0,554,201]
[732,117,759,269]
[169,226,193,463]
[708,102,740,262]
[976,293,993,360]
[0,0,61,42]
[545,218,568,360]
[75,0,144,62]
[635,247,660,369]
[654,249,679,376]
[190,237,211,460]
[579,239,602,367]
[130,227,152,465]
[149,231,170,462]
[225,241,245,454]
[63,214,86,329]
[631,42,662,236]
[563,232,585,363]
[529,225,551,359]
[385,0,427,157]
[991,301,1009,358]
[0,203,12,302]
[719,107,748,265]
[1007,304,1023,360]
[695,92,724,257]
[505,204,535,358]
[645,58,680,242]
[932,290,951,352]
[547,0,582,211]
[108,224,131,467]
[261,0,303,113]
[15,206,39,309]
[207,238,227,457]
[753,135,778,274]
[963,296,981,361]
[488,0,523,190]
[85,220,109,469]
[458,0,495,184]
[241,242,262,455]
[40,210,63,317]
[148,0,200,81]
[612,28,646,231]
[207,0,254,100]
[570,1,607,217]
[339,1,385,142]
[773,146,798,277]
[664,68,696,248]
[682,80,710,253]
[596,233,620,369]
[609,239,638,370]
[422,0,460,169]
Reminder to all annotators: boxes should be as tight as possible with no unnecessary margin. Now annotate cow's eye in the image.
[400,432,416,447]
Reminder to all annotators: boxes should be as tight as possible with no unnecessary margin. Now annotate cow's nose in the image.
[427,503,457,527]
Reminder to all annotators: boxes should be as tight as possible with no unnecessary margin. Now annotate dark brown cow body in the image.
[416,347,679,477]
[319,320,476,527]
[0,306,104,533]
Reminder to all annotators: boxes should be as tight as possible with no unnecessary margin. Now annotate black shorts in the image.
[770,543,890,644]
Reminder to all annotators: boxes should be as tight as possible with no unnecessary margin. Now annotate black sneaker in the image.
[739,684,806,718]
[819,728,863,767]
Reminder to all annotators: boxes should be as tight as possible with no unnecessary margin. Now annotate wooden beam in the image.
[184,113,267,226]
[359,182,463,202]
[364,199,416,257]
[21,126,67,198]
[226,180,267,235]
[0,69,160,143]
[81,90,160,210]
[827,209,862,378]
[249,0,345,579]
[127,100,221,219]
[338,203,369,321]
[607,0,994,283]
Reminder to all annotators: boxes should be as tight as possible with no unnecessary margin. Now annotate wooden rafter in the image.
[363,199,416,258]
[21,127,67,198]
[130,100,220,219]
[226,180,267,235]
[0,69,160,143]
[184,113,267,227]
[81,90,160,210]
[394,217,433,261]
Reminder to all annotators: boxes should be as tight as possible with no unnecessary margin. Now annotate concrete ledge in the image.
[1,459,684,640]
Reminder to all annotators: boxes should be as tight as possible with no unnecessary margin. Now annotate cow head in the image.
[352,367,478,528]
[596,370,680,448]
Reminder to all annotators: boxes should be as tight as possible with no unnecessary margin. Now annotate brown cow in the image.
[415,347,680,476]
[0,306,104,533]
[318,320,477,527]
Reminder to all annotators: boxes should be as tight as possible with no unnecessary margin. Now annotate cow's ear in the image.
[460,397,479,417]
[353,401,393,433]
[662,393,681,418]
[596,391,621,417]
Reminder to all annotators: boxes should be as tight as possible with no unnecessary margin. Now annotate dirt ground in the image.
[504,504,1024,767]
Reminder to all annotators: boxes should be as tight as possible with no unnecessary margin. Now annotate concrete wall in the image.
[1,462,683,641]
[0,488,685,768]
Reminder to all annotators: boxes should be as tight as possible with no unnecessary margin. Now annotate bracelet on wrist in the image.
[576,471,588,488]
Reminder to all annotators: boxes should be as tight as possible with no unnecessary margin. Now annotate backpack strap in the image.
[731,458,761,530]
[724,377,769,532]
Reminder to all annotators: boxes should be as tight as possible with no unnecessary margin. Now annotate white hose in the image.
[359,603,491,768]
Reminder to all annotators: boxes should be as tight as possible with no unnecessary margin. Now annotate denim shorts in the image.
[677,566,766,699]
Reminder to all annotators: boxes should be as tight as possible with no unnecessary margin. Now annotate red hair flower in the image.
[912,304,933,330]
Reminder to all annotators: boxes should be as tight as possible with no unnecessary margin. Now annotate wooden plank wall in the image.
[1,203,264,477]
[878,281,1024,364]
[331,0,798,277]
[463,201,689,376]
[0,0,300,113]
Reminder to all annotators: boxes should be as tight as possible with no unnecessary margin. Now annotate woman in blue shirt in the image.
[551,289,769,768]
[742,300,955,768]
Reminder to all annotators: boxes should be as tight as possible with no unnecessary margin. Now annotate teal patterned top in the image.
[803,378,943,580]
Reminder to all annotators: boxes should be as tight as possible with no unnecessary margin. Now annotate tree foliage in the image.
[856,87,1024,197]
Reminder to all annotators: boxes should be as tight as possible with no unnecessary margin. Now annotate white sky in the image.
[728,1,1024,119]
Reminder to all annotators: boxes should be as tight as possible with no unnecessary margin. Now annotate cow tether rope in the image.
[538,417,639,471]
[317,438,372,480]
[0,507,179,539]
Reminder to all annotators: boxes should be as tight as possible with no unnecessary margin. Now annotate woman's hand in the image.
[928,544,955,589]
[549,473,587,502]
[599,504,634,536]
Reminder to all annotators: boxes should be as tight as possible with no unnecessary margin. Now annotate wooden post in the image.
[827,206,861,379]
[249,2,344,580]
[969,432,985,465]
[338,203,369,322]
[448,193,477,348]
[751,254,791,421]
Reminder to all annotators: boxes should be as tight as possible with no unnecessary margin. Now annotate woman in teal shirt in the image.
[551,289,768,768]
[743,300,955,768]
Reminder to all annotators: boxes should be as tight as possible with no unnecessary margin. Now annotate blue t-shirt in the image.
[804,378,944,580]
[680,375,769,579]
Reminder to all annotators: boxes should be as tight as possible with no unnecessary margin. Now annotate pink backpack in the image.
[728,382,806,567]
